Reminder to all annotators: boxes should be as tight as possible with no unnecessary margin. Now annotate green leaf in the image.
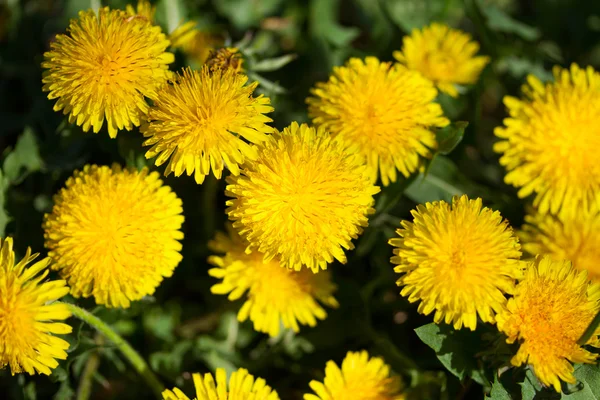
[520,368,544,400]
[563,364,600,399]
[309,0,360,47]
[479,2,541,41]
[436,122,468,155]
[404,157,465,204]
[414,323,488,386]
[2,127,43,184]
[247,72,287,95]
[250,54,297,72]
[149,340,193,379]
[487,375,512,400]
[383,0,463,32]
[0,170,10,236]
[213,0,283,30]
[143,303,181,343]
[155,0,188,34]
[53,381,75,400]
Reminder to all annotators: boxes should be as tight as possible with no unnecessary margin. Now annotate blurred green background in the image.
[2,0,600,399]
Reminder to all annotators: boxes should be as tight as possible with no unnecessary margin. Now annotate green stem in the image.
[578,309,600,345]
[63,303,164,399]
[76,335,102,400]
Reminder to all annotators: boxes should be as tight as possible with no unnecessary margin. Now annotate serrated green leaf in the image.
[487,375,512,399]
[520,368,543,400]
[436,121,468,155]
[213,0,282,30]
[3,127,43,184]
[149,340,193,378]
[247,72,287,94]
[479,2,540,41]
[309,0,360,47]
[251,54,297,72]
[414,323,488,386]
[563,364,600,399]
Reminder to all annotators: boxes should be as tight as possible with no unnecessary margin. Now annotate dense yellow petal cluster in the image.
[307,57,448,186]
[206,47,244,74]
[43,165,184,308]
[226,122,380,272]
[0,237,72,375]
[496,256,600,392]
[494,64,600,218]
[389,195,522,330]
[520,209,600,280]
[304,350,405,400]
[208,227,339,337]
[42,7,174,138]
[393,23,489,97]
[162,368,280,400]
[142,67,274,184]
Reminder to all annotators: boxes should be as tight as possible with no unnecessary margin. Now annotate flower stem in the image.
[578,309,600,345]
[63,302,164,399]
[76,334,103,400]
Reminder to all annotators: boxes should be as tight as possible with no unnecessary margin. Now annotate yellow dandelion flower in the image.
[0,237,72,375]
[226,122,380,273]
[307,57,448,186]
[208,227,339,337]
[141,67,273,184]
[43,165,184,308]
[304,350,405,400]
[520,209,600,280]
[170,21,222,65]
[389,195,522,330]
[42,7,174,138]
[494,64,600,218]
[125,0,156,21]
[206,47,244,74]
[496,256,600,392]
[162,368,280,400]
[393,23,489,97]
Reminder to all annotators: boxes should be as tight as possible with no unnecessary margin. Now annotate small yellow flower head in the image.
[494,64,600,219]
[142,67,274,184]
[304,350,405,400]
[496,256,600,392]
[389,195,522,330]
[393,23,490,97]
[307,57,448,186]
[0,237,72,375]
[43,165,184,308]
[169,21,222,65]
[208,227,339,337]
[125,0,156,21]
[226,122,380,273]
[520,209,600,280]
[206,47,244,74]
[162,368,280,400]
[42,7,174,138]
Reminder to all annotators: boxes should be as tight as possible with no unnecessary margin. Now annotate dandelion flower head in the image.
[304,350,405,400]
[162,368,280,400]
[307,57,448,186]
[496,256,600,392]
[520,209,600,280]
[43,165,184,308]
[208,227,339,337]
[42,7,174,138]
[494,64,600,218]
[206,47,244,74]
[393,23,489,97]
[142,66,273,184]
[0,237,72,375]
[226,122,380,273]
[389,195,522,330]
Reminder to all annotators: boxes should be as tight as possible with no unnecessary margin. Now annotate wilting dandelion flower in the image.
[520,209,600,280]
[307,57,448,186]
[393,23,489,97]
[0,237,72,375]
[125,0,155,21]
[43,165,184,308]
[304,350,405,400]
[42,7,174,138]
[494,64,600,218]
[162,368,280,400]
[496,256,600,392]
[226,122,380,273]
[142,67,273,184]
[389,195,522,330]
[208,227,339,337]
